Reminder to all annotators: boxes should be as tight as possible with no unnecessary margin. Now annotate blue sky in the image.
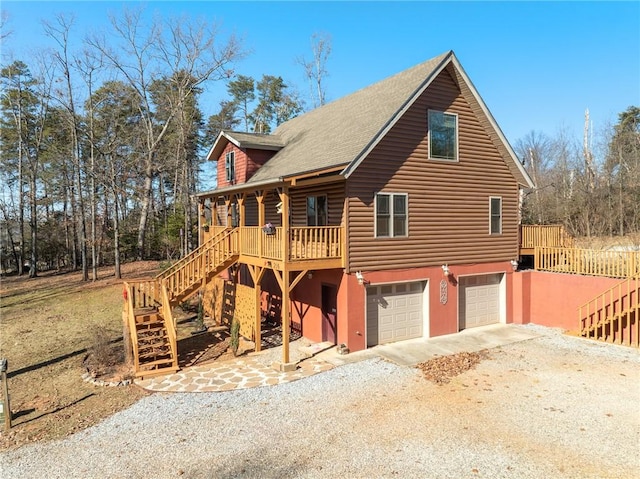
[2,1,639,147]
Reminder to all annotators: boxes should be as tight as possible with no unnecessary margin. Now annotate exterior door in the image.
[321,284,337,344]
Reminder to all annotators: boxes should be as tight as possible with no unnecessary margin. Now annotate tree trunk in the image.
[136,162,153,261]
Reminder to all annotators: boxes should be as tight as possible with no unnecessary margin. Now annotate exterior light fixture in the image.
[442,264,451,277]
[511,259,518,271]
[355,271,365,285]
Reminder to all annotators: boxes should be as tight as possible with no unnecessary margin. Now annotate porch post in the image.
[280,185,291,365]
[256,190,265,259]
[212,197,219,226]
[198,200,205,246]
[237,193,246,227]
[249,265,266,352]
[224,197,232,227]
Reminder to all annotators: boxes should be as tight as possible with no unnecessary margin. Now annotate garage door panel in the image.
[367,282,425,346]
[460,274,502,329]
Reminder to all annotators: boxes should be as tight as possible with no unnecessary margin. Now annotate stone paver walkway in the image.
[135,356,334,393]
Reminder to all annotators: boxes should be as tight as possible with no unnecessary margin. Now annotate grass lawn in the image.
[0,262,161,450]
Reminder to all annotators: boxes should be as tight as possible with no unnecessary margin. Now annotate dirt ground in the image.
[0,261,243,451]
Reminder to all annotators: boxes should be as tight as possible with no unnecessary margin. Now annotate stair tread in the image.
[138,357,176,368]
[139,351,171,359]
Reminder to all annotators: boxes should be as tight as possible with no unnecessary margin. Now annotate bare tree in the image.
[44,14,92,280]
[297,32,331,109]
[0,10,11,43]
[87,8,242,260]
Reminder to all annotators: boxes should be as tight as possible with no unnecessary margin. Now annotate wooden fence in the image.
[535,246,640,279]
[520,224,574,252]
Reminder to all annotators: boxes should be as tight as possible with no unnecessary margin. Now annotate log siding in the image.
[346,68,519,272]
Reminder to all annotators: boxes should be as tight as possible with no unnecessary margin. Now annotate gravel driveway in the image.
[1,325,639,479]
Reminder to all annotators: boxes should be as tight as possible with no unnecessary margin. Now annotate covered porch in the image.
[196,176,346,370]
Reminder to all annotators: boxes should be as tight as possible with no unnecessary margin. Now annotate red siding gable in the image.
[216,143,276,187]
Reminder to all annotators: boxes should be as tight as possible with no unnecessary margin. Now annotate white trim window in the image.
[306,195,327,226]
[375,193,408,238]
[428,110,458,161]
[490,196,502,234]
[225,150,235,182]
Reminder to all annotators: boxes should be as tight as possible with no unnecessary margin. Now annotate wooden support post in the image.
[224,196,232,227]
[248,265,266,352]
[281,185,291,365]
[198,200,206,246]
[122,298,133,366]
[1,358,11,431]
[237,193,246,227]
[212,198,219,226]
[256,190,265,259]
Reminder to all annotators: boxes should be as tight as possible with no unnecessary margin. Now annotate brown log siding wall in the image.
[346,68,519,272]
[290,182,346,226]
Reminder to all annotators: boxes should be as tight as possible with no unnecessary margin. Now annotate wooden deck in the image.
[519,224,574,256]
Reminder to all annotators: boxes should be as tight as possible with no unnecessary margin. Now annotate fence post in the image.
[1,358,11,431]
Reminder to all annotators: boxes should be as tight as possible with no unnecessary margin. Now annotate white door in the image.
[366,282,425,347]
[459,274,502,329]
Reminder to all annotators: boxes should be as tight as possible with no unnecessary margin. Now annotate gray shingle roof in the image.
[201,50,534,196]
[246,51,451,184]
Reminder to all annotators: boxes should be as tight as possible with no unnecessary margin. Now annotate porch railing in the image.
[520,224,574,249]
[238,226,343,262]
[290,226,343,260]
[535,246,640,279]
[579,277,639,348]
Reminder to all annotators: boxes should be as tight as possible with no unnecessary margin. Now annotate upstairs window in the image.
[225,151,235,182]
[428,110,458,161]
[306,196,327,226]
[375,193,407,238]
[490,196,502,234]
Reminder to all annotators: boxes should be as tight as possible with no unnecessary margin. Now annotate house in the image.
[193,50,535,368]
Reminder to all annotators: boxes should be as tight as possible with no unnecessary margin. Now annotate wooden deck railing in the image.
[240,226,282,260]
[520,224,575,250]
[238,226,343,262]
[579,277,639,347]
[122,281,142,371]
[160,281,179,368]
[290,226,343,260]
[535,247,640,279]
[156,227,230,281]
[163,228,240,303]
[123,279,162,309]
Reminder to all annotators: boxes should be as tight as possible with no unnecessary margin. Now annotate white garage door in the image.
[459,274,503,329]
[366,282,425,347]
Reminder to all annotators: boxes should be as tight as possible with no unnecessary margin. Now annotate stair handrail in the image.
[578,276,639,347]
[160,280,179,370]
[155,227,231,281]
[122,281,141,372]
[162,228,239,305]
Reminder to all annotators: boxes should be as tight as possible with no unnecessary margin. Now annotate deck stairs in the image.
[123,228,240,377]
[579,277,639,348]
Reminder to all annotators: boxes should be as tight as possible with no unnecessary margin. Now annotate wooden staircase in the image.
[123,228,240,378]
[579,277,639,348]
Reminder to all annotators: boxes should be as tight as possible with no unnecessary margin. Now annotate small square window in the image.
[375,193,407,238]
[490,197,502,234]
[428,110,458,161]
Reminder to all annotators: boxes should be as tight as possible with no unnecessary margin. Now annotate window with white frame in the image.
[490,196,502,234]
[375,193,407,238]
[306,195,327,226]
[225,151,235,182]
[428,110,458,161]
